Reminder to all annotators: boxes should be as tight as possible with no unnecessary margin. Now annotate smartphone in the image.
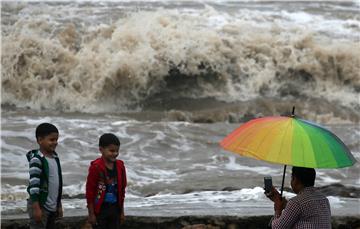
[264,176,272,193]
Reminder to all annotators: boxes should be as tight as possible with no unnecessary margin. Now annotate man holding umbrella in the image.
[266,166,331,229]
[220,108,356,228]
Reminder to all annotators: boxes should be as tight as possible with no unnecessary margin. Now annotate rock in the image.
[226,223,237,229]
[181,224,220,229]
[182,224,206,229]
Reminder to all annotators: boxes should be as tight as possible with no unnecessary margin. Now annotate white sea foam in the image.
[2,1,359,114]
[0,138,29,153]
[126,187,296,208]
[1,1,359,214]
[24,117,53,125]
[225,156,278,175]
[327,196,346,208]
[63,183,86,197]
[1,184,28,201]
[317,173,342,185]
[352,151,360,159]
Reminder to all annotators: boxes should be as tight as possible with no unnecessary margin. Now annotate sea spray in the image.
[2,2,360,117]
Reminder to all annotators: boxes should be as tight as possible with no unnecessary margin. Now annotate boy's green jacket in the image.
[26,149,63,207]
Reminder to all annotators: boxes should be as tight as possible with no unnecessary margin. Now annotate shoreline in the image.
[2,215,360,229]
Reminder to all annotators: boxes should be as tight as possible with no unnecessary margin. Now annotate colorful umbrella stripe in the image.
[220,116,356,168]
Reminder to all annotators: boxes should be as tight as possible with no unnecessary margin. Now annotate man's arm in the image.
[272,199,301,229]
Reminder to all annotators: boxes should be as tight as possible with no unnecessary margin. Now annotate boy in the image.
[26,123,63,229]
[86,133,127,229]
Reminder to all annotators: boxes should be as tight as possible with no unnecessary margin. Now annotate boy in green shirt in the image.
[26,123,63,229]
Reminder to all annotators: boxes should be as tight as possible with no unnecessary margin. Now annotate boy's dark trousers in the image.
[27,199,57,229]
[95,203,121,229]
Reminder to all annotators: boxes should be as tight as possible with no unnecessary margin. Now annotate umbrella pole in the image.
[280,165,287,197]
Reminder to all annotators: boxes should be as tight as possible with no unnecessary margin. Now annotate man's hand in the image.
[32,202,42,223]
[88,213,97,225]
[265,186,281,202]
[274,196,287,212]
[265,186,288,217]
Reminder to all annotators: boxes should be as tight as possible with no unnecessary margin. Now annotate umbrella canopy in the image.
[220,116,356,168]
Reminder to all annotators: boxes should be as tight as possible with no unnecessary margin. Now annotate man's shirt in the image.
[272,187,331,229]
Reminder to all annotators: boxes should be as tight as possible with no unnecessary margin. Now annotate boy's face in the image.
[100,144,119,163]
[37,132,59,154]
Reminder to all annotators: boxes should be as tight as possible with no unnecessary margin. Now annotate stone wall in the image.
[2,215,360,229]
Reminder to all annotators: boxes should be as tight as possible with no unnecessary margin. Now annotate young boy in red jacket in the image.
[86,133,127,229]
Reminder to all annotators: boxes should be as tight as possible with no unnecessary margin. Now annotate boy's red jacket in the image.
[86,157,127,215]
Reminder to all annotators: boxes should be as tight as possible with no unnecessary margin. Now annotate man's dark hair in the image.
[292,166,316,187]
[99,133,120,147]
[36,123,59,139]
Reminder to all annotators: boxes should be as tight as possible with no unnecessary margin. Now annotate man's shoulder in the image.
[288,194,302,205]
[292,187,328,204]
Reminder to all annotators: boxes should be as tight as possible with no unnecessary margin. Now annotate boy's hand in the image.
[32,202,42,223]
[57,206,63,218]
[88,213,97,225]
[120,211,125,225]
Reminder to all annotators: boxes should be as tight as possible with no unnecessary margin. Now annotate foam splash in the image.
[2,2,360,115]
[225,156,278,175]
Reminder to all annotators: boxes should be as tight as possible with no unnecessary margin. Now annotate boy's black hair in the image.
[36,123,59,139]
[292,166,316,187]
[99,133,120,147]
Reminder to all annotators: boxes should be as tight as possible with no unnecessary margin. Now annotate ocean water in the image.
[2,1,360,120]
[1,0,360,218]
[1,113,360,217]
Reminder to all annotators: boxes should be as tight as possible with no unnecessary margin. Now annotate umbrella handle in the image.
[280,165,287,197]
[292,106,295,117]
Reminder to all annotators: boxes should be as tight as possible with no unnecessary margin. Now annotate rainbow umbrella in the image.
[220,108,356,195]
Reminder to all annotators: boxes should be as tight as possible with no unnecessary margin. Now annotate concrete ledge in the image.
[2,215,360,229]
